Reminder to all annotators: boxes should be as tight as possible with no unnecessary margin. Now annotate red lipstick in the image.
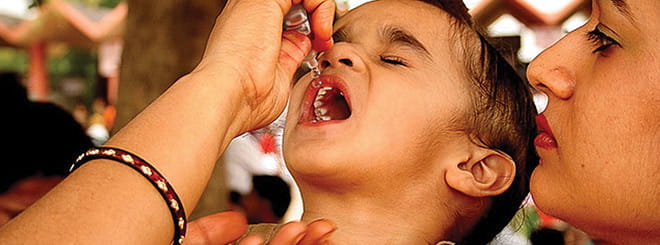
[535,114,558,150]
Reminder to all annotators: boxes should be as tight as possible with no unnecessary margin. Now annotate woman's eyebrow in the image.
[381,25,432,60]
[608,0,636,23]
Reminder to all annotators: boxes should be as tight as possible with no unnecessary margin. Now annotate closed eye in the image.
[586,26,621,54]
[380,56,407,66]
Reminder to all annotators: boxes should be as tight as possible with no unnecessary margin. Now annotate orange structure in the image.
[0,0,126,102]
[470,0,590,26]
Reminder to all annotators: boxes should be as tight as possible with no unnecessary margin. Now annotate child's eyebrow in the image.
[332,27,351,43]
[381,25,432,60]
[332,25,432,61]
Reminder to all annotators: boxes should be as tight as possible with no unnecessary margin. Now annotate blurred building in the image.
[0,0,590,113]
[0,0,125,104]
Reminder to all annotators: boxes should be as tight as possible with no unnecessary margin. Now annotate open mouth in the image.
[301,76,352,124]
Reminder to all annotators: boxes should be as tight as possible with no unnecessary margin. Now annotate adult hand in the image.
[267,219,336,245]
[184,211,248,245]
[193,0,335,133]
[185,211,335,245]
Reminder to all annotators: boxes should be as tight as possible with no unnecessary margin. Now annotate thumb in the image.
[279,30,313,79]
[184,211,248,245]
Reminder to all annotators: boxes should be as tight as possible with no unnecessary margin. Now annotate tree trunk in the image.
[115,0,226,131]
[115,0,229,219]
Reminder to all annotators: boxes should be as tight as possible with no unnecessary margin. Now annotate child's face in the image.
[284,0,472,186]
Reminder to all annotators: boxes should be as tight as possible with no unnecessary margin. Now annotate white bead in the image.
[121,154,134,163]
[140,166,152,175]
[170,199,179,211]
[157,180,168,191]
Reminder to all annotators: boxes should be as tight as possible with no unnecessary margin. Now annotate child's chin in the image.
[286,148,352,171]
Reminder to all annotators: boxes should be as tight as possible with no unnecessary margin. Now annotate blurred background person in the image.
[0,72,93,226]
[85,97,110,146]
[230,175,291,224]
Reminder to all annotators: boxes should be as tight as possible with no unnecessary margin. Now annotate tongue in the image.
[321,88,351,120]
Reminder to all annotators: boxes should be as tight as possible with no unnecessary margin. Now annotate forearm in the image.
[0,70,248,244]
[107,70,249,209]
[0,0,336,242]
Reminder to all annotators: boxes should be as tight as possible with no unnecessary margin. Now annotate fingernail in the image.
[319,229,336,244]
[294,231,307,244]
[283,30,305,42]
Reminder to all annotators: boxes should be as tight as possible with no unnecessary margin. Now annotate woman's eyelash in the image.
[586,26,620,53]
[380,56,407,66]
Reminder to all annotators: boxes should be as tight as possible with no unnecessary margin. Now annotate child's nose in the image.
[320,58,352,68]
[319,43,365,73]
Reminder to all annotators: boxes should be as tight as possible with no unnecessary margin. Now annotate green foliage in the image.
[68,0,123,8]
[0,48,28,73]
[0,46,99,105]
[28,0,44,8]
[30,0,123,9]
[48,47,99,103]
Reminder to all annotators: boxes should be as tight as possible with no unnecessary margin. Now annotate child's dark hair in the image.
[252,175,291,218]
[416,1,539,244]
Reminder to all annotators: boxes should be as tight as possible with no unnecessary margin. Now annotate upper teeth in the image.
[313,86,333,121]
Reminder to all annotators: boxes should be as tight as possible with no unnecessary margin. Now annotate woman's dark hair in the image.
[417,1,539,244]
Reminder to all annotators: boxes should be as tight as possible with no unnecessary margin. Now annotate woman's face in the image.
[283,0,471,191]
[527,0,660,240]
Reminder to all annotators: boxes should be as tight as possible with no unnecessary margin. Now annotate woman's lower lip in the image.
[534,132,558,150]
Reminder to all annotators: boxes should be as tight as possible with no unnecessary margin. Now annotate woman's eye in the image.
[380,56,407,66]
[586,26,621,54]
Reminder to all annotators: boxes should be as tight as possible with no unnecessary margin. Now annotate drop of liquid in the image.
[305,51,321,79]
[310,66,321,79]
[312,79,322,88]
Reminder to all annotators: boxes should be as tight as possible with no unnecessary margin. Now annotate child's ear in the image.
[445,148,515,197]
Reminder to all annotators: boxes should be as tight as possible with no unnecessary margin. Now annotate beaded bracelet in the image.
[69,147,187,245]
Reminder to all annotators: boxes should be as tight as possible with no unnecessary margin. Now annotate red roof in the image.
[0,0,126,48]
[470,0,590,26]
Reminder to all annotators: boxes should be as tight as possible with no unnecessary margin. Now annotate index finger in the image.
[184,211,248,245]
[297,219,336,245]
[301,0,335,51]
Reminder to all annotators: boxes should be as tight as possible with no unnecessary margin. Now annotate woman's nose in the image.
[526,34,579,100]
[318,43,365,73]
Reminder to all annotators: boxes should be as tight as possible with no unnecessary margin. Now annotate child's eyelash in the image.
[380,56,407,66]
[586,26,620,53]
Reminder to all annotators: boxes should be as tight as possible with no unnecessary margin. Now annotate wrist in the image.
[181,65,253,137]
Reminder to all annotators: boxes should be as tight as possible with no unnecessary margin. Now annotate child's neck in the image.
[298,185,460,244]
[590,231,660,245]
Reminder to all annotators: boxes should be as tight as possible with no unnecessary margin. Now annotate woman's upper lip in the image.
[535,114,555,138]
[534,113,558,150]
